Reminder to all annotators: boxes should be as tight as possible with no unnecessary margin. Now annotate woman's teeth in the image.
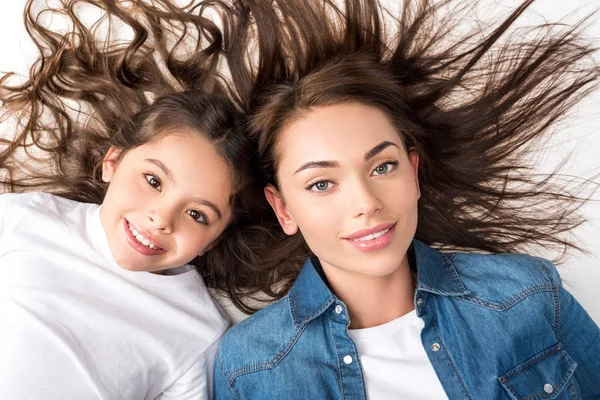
[354,228,389,242]
[128,224,157,249]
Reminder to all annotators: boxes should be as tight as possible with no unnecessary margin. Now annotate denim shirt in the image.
[214,240,600,399]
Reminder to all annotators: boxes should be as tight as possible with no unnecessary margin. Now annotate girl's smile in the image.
[124,219,166,255]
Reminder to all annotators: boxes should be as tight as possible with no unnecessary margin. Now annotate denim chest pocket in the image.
[498,344,580,400]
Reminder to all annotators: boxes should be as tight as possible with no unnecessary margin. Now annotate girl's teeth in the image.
[354,228,389,242]
[128,223,159,249]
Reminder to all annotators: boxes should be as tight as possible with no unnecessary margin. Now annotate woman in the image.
[0,1,270,397]
[214,0,600,398]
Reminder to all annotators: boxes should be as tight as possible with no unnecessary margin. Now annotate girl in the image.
[0,0,267,398]
[214,0,600,398]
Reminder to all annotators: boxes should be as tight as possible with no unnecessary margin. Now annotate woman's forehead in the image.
[275,103,405,166]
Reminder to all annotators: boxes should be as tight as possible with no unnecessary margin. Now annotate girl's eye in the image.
[144,174,162,190]
[187,209,208,225]
[307,180,333,192]
[372,161,398,176]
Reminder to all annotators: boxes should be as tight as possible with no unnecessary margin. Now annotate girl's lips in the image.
[344,222,397,252]
[123,219,167,256]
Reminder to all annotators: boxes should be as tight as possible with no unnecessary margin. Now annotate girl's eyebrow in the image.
[146,158,174,182]
[292,140,400,175]
[146,158,222,219]
[192,198,223,220]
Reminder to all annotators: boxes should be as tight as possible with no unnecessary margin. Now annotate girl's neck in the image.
[321,254,416,329]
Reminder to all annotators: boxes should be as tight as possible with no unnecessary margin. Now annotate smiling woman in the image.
[265,104,421,324]
[213,0,600,398]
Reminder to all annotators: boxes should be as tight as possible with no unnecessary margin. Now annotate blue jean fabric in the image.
[214,240,600,399]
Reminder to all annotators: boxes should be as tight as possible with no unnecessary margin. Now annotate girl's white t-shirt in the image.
[348,310,449,400]
[0,192,228,399]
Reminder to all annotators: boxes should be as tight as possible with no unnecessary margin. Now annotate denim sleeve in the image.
[213,353,240,400]
[545,260,600,398]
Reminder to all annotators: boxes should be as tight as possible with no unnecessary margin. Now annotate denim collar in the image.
[288,239,470,327]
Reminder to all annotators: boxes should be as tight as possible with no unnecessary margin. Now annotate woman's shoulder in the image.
[445,251,563,307]
[217,294,298,372]
[451,251,560,282]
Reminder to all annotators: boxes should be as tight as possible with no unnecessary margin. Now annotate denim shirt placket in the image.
[415,289,473,400]
[328,300,367,399]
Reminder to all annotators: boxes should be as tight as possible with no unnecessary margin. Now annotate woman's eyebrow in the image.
[292,141,400,175]
[364,141,400,161]
[293,160,339,175]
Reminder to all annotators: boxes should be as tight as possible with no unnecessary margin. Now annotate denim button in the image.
[343,355,353,365]
[416,298,424,307]
[543,384,554,394]
[431,343,441,352]
[335,305,343,314]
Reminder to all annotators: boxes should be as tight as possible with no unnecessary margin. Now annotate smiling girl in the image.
[0,1,265,398]
[214,0,600,398]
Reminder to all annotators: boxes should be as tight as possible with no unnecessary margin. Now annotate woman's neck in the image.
[321,254,416,329]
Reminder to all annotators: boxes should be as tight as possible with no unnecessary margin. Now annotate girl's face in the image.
[100,131,233,273]
[266,103,420,282]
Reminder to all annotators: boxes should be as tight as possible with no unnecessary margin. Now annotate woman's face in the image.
[266,102,420,281]
[100,131,233,273]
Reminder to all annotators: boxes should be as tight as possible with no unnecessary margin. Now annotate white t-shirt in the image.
[0,192,229,399]
[348,310,449,400]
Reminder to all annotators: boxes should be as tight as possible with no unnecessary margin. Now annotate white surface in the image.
[1,0,598,324]
[0,192,227,398]
[348,310,448,400]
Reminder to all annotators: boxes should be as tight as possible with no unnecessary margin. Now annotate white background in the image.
[1,0,598,324]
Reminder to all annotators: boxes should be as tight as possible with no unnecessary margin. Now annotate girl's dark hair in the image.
[221,0,600,304]
[0,0,273,313]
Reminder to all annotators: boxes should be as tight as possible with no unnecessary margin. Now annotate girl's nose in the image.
[145,208,175,233]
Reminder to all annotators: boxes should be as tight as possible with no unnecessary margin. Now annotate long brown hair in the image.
[0,0,274,313]
[221,0,600,307]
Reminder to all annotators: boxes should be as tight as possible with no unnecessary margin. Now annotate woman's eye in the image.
[144,174,162,190]
[307,180,333,192]
[187,209,208,225]
[372,161,398,176]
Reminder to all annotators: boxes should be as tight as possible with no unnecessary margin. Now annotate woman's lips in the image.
[344,222,397,252]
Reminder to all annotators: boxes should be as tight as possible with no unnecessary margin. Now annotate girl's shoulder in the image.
[1,191,89,216]
[0,191,40,207]
[0,192,43,226]
[0,191,73,210]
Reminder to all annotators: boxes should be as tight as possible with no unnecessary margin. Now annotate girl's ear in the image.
[102,146,122,183]
[264,185,298,235]
[408,148,421,199]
